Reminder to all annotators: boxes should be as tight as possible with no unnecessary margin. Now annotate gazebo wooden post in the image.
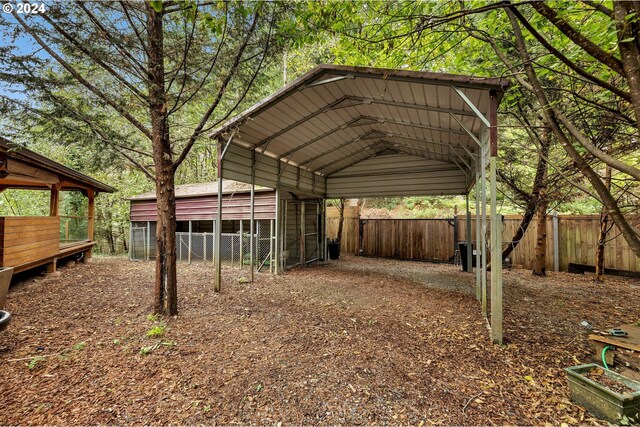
[49,183,60,217]
[489,90,503,344]
[86,188,95,261]
[46,183,62,273]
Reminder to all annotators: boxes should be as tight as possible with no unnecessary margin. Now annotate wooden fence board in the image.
[327,211,639,273]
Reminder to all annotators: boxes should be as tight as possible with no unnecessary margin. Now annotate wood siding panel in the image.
[130,191,277,222]
[0,216,60,267]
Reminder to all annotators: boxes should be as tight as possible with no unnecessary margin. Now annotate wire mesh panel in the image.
[256,219,273,272]
[130,220,275,275]
[284,201,301,269]
[304,202,319,263]
[131,226,147,259]
[189,232,206,262]
[176,232,188,261]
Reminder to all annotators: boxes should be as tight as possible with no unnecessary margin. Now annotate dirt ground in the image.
[1,255,639,425]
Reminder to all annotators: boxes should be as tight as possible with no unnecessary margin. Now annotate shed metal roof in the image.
[210,64,509,198]
[129,179,272,201]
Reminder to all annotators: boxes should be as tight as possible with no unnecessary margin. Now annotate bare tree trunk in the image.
[532,200,548,276]
[107,227,116,254]
[502,207,535,260]
[336,198,345,244]
[148,6,178,316]
[506,8,640,259]
[614,2,640,131]
[121,225,128,253]
[595,212,609,281]
[501,126,550,260]
[595,164,612,282]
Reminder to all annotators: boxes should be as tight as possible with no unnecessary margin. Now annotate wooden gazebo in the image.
[0,137,115,273]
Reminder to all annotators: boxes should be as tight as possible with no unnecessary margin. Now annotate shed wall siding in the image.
[130,191,276,222]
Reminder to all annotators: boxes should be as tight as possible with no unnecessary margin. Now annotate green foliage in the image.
[146,325,166,338]
[0,190,49,216]
[146,313,161,322]
[28,356,46,370]
[366,197,402,210]
[72,342,86,351]
[139,339,176,356]
[149,1,163,13]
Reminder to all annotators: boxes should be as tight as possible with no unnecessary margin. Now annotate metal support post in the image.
[214,137,230,292]
[188,220,192,265]
[269,219,274,274]
[239,220,244,268]
[316,202,320,261]
[466,192,472,273]
[250,153,256,281]
[475,172,481,302]
[275,164,281,275]
[321,199,326,261]
[481,139,488,317]
[489,90,503,344]
[300,201,306,266]
[146,221,151,261]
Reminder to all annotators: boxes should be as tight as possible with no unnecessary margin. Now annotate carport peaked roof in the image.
[210,64,509,198]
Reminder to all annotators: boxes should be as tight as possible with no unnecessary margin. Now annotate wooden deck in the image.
[0,216,95,273]
[589,324,640,377]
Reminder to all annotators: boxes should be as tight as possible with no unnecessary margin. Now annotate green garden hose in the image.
[602,345,612,370]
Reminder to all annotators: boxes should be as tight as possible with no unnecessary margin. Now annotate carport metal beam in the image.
[489,90,503,344]
[250,150,256,283]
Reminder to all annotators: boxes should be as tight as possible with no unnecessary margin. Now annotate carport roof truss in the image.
[210,64,510,198]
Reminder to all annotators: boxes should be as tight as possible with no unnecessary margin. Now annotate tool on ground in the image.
[607,328,628,338]
[580,321,628,338]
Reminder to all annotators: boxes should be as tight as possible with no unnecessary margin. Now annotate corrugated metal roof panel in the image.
[211,65,508,197]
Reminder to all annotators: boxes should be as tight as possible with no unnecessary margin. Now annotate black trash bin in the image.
[327,241,341,260]
[458,242,476,270]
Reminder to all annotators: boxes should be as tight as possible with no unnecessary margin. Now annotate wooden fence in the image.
[327,209,640,273]
[326,205,359,253]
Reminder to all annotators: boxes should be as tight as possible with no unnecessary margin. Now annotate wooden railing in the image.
[0,216,60,268]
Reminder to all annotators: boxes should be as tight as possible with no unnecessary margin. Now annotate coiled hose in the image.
[602,345,612,370]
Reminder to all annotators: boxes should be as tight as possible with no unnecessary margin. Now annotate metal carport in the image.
[209,64,510,343]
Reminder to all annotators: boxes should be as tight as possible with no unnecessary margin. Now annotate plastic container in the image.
[565,363,640,423]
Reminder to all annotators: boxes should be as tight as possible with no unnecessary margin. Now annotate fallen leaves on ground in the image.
[0,255,638,425]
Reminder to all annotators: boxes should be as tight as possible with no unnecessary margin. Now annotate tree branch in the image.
[173,6,261,169]
[509,5,631,101]
[40,13,149,103]
[12,12,153,140]
[530,2,625,76]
